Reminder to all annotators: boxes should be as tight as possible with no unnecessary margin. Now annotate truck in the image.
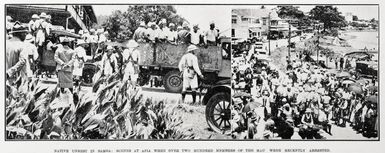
[136,38,231,93]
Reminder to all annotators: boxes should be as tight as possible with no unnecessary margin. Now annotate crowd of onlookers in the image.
[231,48,378,139]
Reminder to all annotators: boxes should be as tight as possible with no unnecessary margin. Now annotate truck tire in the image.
[205,92,231,134]
[163,70,183,93]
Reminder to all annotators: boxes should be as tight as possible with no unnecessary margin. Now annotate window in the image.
[231,29,235,37]
[255,19,260,24]
[242,17,248,21]
[232,19,237,24]
[263,19,266,25]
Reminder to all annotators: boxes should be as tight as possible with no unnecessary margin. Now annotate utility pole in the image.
[288,24,291,61]
[317,24,320,65]
[268,13,271,55]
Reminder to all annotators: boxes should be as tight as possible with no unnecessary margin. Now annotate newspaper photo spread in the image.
[0,0,383,153]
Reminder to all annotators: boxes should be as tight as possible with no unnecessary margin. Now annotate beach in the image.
[343,31,378,51]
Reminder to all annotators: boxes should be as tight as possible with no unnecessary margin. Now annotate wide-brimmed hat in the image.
[169,23,175,27]
[32,14,39,19]
[187,45,198,52]
[193,24,199,29]
[89,29,96,33]
[126,39,139,48]
[139,21,146,27]
[61,38,70,43]
[182,21,189,28]
[77,39,88,46]
[305,108,312,113]
[40,12,47,18]
[106,45,114,51]
[9,22,28,34]
[25,34,34,43]
[6,16,12,21]
[233,98,243,105]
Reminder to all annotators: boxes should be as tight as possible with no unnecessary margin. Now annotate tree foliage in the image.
[352,15,358,21]
[277,5,305,19]
[102,5,186,41]
[309,6,346,31]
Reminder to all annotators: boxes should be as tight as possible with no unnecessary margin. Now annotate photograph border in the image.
[4,3,380,142]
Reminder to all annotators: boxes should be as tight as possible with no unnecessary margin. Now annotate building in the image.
[6,5,97,33]
[345,12,353,23]
[232,7,294,40]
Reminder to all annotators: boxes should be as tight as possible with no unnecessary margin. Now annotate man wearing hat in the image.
[6,22,29,83]
[6,16,13,33]
[73,39,88,91]
[101,45,118,77]
[177,21,191,44]
[146,22,158,43]
[133,21,147,42]
[24,34,39,80]
[157,19,168,42]
[54,38,76,94]
[190,24,203,45]
[34,12,50,47]
[166,23,177,43]
[178,45,204,104]
[123,40,141,88]
[204,21,219,46]
[28,14,39,33]
[88,29,98,58]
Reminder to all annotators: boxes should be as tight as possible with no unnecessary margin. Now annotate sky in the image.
[296,5,378,20]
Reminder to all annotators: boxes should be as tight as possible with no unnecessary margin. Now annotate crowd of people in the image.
[231,45,378,140]
[6,12,221,105]
[132,19,219,46]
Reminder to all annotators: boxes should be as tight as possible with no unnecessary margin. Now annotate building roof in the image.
[232,8,280,20]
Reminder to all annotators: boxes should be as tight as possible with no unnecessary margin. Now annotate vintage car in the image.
[202,79,231,134]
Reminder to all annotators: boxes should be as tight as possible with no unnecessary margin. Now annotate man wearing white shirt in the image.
[146,22,158,42]
[178,45,204,104]
[190,24,202,45]
[157,19,168,42]
[73,39,88,91]
[166,23,177,43]
[204,21,219,46]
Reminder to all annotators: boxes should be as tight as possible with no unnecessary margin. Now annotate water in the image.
[345,31,378,51]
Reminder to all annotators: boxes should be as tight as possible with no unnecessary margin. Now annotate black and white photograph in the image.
[231,5,379,140]
[5,4,232,140]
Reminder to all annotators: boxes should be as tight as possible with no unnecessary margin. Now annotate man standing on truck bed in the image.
[178,45,204,104]
[204,21,219,46]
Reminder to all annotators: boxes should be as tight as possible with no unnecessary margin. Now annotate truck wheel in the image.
[163,71,183,93]
[205,92,231,134]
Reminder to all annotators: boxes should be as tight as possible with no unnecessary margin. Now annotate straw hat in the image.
[305,108,312,113]
[182,21,189,28]
[6,16,12,21]
[77,39,88,46]
[233,98,243,105]
[61,38,70,43]
[187,45,198,52]
[169,23,175,27]
[139,21,146,27]
[40,12,47,18]
[25,34,34,43]
[9,22,28,34]
[32,14,39,19]
[126,39,139,48]
[106,45,114,50]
